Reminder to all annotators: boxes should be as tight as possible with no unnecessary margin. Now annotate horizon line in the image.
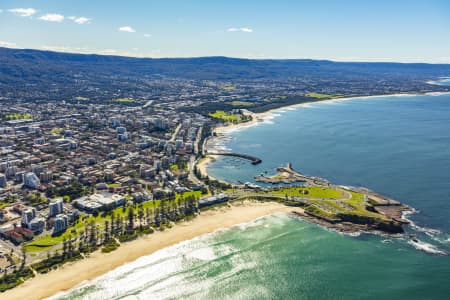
[1,46,450,65]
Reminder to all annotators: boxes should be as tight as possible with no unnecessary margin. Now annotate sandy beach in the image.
[1,202,302,300]
[196,155,218,180]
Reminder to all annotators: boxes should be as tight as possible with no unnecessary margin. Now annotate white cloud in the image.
[67,16,91,24]
[39,13,65,22]
[8,8,37,17]
[0,41,17,48]
[74,17,91,24]
[143,33,152,38]
[0,9,3,13]
[227,27,253,33]
[240,27,253,33]
[118,26,136,33]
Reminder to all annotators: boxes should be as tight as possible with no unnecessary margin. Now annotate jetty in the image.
[206,152,262,165]
[255,163,328,185]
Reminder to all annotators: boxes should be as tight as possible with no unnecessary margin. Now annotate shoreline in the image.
[1,202,301,300]
[8,90,446,299]
[216,91,450,135]
[202,91,450,173]
[196,155,218,181]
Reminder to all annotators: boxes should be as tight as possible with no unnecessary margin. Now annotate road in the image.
[194,126,203,155]
[188,155,203,186]
[187,126,205,186]
[169,123,182,142]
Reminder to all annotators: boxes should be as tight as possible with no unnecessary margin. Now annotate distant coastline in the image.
[195,92,450,240]
[202,91,450,172]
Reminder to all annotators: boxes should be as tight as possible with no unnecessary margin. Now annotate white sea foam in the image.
[47,214,292,300]
[187,246,217,261]
[408,240,447,256]
[345,231,362,237]
[425,91,450,96]
[46,231,226,299]
[402,211,442,237]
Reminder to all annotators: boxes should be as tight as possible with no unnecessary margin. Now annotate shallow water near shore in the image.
[49,214,449,300]
[53,93,450,299]
[208,93,450,236]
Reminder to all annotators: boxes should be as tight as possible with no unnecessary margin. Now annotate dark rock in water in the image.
[374,220,404,234]
[337,213,405,234]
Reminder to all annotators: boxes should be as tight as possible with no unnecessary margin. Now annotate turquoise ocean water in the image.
[52,91,450,299]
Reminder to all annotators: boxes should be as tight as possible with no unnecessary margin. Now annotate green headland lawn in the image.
[209,110,240,123]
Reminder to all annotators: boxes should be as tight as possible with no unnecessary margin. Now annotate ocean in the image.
[51,92,450,299]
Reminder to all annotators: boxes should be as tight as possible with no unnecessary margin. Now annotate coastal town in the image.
[2,48,450,297]
[2,1,450,298]
[0,97,217,290]
[0,86,419,295]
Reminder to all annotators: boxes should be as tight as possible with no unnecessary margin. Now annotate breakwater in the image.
[207,152,262,165]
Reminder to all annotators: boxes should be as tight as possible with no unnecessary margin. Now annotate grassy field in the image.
[51,127,64,135]
[209,110,240,123]
[250,186,383,220]
[113,98,135,103]
[107,183,121,188]
[25,191,202,252]
[269,187,343,199]
[0,202,11,209]
[306,93,343,99]
[74,97,89,101]
[342,191,383,218]
[2,113,33,120]
[219,85,236,91]
[227,101,254,107]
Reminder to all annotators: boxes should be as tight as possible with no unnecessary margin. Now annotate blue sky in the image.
[0,0,450,62]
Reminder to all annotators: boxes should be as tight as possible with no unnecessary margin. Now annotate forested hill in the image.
[2,47,450,81]
[1,47,450,102]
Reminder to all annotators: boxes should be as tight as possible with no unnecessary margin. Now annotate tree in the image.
[20,244,26,269]
[110,212,116,237]
[104,220,110,242]
[160,199,166,222]
[145,207,152,227]
[62,238,68,257]
[179,196,185,215]
[127,207,135,231]
[88,221,96,247]
[67,235,74,257]
[115,216,122,236]
[138,206,144,231]
[154,208,161,227]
